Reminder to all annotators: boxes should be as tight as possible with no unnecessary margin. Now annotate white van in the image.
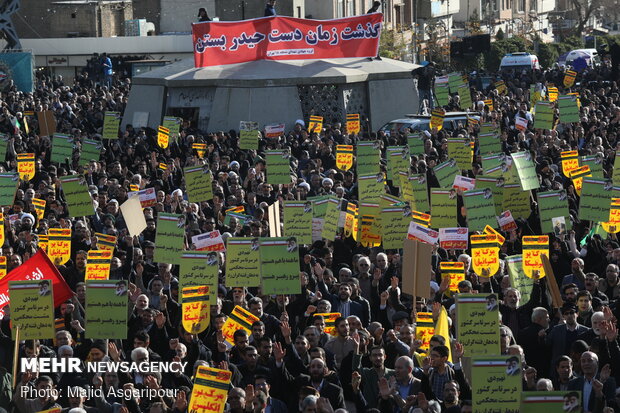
[499,52,541,71]
[565,49,600,67]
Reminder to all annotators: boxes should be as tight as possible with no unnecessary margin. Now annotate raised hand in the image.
[92,374,103,388]
[273,341,286,363]
[173,390,187,411]
[280,321,292,339]
[378,377,392,399]
[351,371,361,393]
[600,363,611,383]
[108,341,121,361]
[453,341,464,360]
[154,311,166,328]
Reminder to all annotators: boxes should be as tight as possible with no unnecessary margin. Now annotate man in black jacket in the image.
[412,62,436,114]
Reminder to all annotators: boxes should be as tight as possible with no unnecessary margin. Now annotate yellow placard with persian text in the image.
[440,261,465,296]
[48,228,71,265]
[221,305,259,345]
[569,165,592,196]
[601,199,620,233]
[561,150,580,177]
[95,232,116,251]
[308,115,323,133]
[182,285,211,334]
[336,145,354,171]
[415,312,435,353]
[346,114,361,135]
[315,312,341,336]
[189,366,231,413]
[522,235,549,279]
[157,126,170,149]
[17,153,35,181]
[483,225,505,244]
[360,215,381,247]
[471,234,500,277]
[32,198,46,221]
[85,250,113,281]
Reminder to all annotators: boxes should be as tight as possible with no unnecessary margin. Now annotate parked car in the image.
[379,112,481,135]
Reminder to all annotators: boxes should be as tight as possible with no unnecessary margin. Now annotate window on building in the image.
[518,0,525,11]
[337,0,344,17]
[347,0,355,16]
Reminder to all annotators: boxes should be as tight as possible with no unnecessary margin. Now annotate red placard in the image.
[192,14,383,67]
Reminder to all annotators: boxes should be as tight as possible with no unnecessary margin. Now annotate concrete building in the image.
[21,36,193,81]
[15,0,132,38]
[123,57,419,133]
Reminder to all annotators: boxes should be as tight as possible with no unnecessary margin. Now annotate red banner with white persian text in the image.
[192,13,383,67]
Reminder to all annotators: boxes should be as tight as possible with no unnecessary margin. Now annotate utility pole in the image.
[412,0,418,63]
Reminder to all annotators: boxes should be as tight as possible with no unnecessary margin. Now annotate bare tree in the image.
[570,0,599,35]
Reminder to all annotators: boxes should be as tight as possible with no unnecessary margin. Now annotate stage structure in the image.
[123,56,420,133]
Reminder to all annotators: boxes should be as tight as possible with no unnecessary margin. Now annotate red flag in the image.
[0,249,72,317]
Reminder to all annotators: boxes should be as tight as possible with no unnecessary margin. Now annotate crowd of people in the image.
[0,47,618,413]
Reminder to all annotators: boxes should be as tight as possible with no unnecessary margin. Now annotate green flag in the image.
[0,134,9,163]
[356,141,381,175]
[557,95,580,124]
[433,159,460,188]
[456,294,501,356]
[358,173,386,204]
[435,82,450,107]
[579,178,613,223]
[581,154,604,178]
[224,239,261,288]
[284,201,313,244]
[309,195,331,218]
[184,165,214,203]
[537,190,572,234]
[51,133,74,164]
[463,189,497,232]
[613,152,620,185]
[386,146,410,183]
[502,183,531,220]
[506,255,533,304]
[179,251,218,304]
[60,175,94,217]
[102,111,121,139]
[431,188,458,228]
[154,213,185,265]
[10,280,55,339]
[457,85,472,110]
[380,205,412,249]
[407,133,426,156]
[475,177,505,216]
[265,150,292,184]
[481,153,509,177]
[85,280,128,339]
[0,173,18,206]
[162,116,182,140]
[511,151,540,191]
[448,138,472,170]
[520,391,581,413]
[239,121,260,150]
[471,356,522,412]
[534,102,554,130]
[80,139,102,167]
[260,237,301,295]
[321,198,342,240]
[478,132,501,155]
